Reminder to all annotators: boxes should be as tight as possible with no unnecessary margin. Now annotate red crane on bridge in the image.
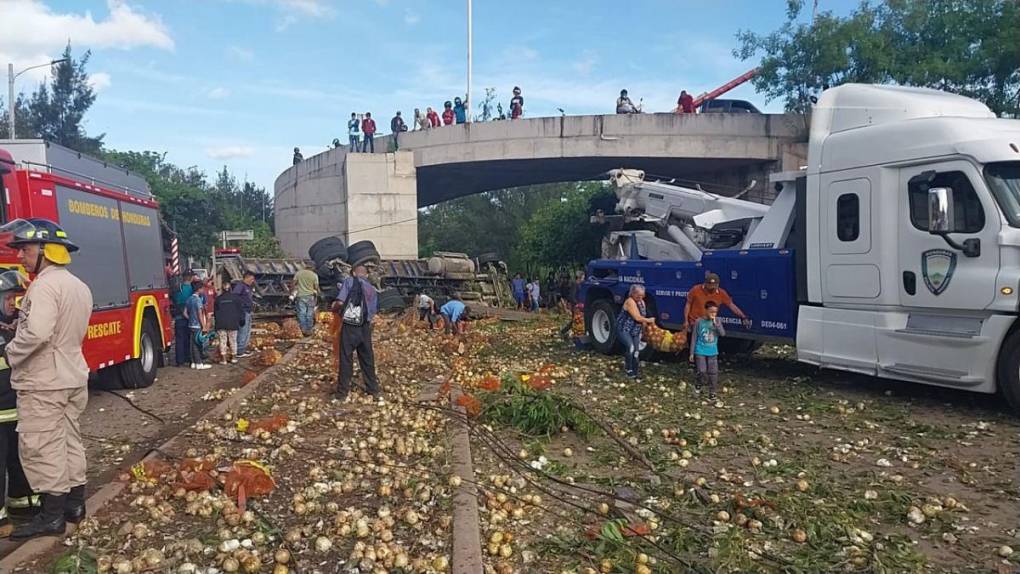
[676,67,761,112]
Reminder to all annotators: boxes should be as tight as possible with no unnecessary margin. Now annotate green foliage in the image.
[736,0,1020,116]
[102,151,278,262]
[480,376,597,438]
[51,548,98,574]
[419,182,612,274]
[515,182,613,272]
[418,184,566,269]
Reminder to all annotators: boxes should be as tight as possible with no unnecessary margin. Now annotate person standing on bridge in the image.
[453,96,468,124]
[510,87,524,119]
[347,112,361,150]
[390,111,408,149]
[427,106,441,128]
[2,219,93,540]
[616,89,639,114]
[677,90,695,114]
[441,101,455,126]
[361,112,377,153]
[293,147,303,164]
[414,108,428,131]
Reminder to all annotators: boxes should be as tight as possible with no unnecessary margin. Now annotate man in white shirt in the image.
[416,292,436,329]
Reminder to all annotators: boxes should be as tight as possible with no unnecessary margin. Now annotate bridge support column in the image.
[344,151,418,259]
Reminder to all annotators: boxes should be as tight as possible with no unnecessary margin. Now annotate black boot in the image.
[65,485,86,523]
[10,494,66,540]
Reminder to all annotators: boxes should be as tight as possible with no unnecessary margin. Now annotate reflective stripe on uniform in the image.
[0,408,16,423]
[7,495,40,508]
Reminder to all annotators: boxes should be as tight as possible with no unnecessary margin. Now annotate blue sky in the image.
[2,0,856,192]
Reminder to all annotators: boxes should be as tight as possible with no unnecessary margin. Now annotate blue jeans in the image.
[349,135,360,150]
[295,295,316,335]
[237,311,253,354]
[174,316,191,366]
[362,134,374,153]
[618,329,641,376]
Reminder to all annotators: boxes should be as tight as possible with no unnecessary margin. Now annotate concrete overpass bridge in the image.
[274,112,808,259]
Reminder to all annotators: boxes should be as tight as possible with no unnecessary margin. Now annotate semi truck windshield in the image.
[986,162,1020,227]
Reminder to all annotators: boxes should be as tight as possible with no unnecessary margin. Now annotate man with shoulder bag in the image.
[331,266,381,402]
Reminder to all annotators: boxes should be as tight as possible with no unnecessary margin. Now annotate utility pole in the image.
[7,58,69,139]
[466,0,473,122]
[7,64,13,138]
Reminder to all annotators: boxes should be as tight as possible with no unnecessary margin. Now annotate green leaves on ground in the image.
[480,376,597,438]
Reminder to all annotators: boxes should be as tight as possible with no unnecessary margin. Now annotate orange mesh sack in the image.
[224,461,275,510]
[280,318,303,340]
[247,415,289,434]
[255,347,282,367]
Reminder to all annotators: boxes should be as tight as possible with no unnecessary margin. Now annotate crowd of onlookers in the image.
[292,86,698,163]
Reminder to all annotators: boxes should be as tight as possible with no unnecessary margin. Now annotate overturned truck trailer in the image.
[215,239,510,312]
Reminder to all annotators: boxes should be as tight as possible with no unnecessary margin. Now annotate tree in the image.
[418,184,565,270]
[479,88,498,121]
[515,182,614,272]
[0,93,35,140]
[735,0,1020,116]
[25,45,105,153]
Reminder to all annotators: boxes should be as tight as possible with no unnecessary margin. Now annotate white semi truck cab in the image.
[581,84,1020,411]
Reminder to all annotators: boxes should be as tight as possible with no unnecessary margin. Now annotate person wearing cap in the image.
[0,270,39,536]
[682,272,751,361]
[1,219,93,540]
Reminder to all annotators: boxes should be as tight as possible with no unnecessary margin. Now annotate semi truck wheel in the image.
[308,236,348,268]
[347,241,381,267]
[586,299,619,355]
[995,330,1020,412]
[120,319,160,389]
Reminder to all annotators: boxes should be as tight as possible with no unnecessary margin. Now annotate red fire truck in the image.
[0,140,173,388]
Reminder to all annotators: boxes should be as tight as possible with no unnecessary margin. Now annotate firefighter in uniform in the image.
[1,219,93,540]
[0,270,39,536]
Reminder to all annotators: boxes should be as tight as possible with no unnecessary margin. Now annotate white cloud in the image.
[0,0,173,55]
[227,45,255,62]
[277,0,333,17]
[404,10,420,25]
[207,87,231,99]
[0,0,172,90]
[207,146,256,160]
[88,72,112,92]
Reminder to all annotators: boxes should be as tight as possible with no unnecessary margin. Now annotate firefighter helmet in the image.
[0,270,28,295]
[4,218,79,252]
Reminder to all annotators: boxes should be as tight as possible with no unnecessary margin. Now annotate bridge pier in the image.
[275,149,418,260]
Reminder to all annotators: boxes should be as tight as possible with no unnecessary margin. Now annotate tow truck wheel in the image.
[995,329,1020,413]
[586,299,619,355]
[120,319,160,389]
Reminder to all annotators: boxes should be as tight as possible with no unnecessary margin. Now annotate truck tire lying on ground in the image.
[308,236,348,268]
[585,299,620,355]
[347,241,381,268]
[119,318,161,389]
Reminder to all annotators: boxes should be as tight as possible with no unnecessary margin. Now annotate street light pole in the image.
[466,0,473,122]
[7,64,14,139]
[6,58,69,140]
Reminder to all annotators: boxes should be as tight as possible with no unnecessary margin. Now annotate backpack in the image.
[342,277,365,326]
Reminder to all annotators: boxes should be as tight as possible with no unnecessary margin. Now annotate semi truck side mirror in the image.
[927,186,981,257]
[927,187,955,234]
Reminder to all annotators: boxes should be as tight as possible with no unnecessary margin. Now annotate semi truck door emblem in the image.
[921,249,956,295]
